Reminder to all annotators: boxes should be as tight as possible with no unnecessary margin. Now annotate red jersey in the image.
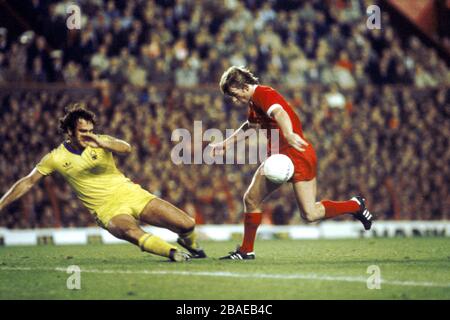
[248,85,307,153]
[248,85,317,182]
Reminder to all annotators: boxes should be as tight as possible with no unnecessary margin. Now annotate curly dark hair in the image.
[59,103,96,134]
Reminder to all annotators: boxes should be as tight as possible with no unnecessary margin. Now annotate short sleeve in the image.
[251,87,283,116]
[36,152,56,176]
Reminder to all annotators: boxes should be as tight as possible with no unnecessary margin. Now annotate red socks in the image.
[240,212,262,253]
[239,201,360,253]
[322,200,360,219]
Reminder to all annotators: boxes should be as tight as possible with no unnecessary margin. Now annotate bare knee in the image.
[165,212,196,235]
[243,192,261,212]
[178,216,195,234]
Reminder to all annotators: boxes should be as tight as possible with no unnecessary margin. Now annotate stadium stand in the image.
[0,0,449,228]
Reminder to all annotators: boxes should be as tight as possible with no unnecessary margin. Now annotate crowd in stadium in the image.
[0,0,449,87]
[1,84,448,228]
[0,0,449,228]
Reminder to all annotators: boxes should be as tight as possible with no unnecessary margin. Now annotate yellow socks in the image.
[138,234,177,258]
[179,230,199,249]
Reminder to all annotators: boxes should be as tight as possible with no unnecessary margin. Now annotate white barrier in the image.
[0,221,449,246]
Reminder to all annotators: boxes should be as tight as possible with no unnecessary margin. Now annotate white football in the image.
[263,154,294,184]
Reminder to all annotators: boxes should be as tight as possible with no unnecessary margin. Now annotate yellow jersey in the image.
[36,137,135,214]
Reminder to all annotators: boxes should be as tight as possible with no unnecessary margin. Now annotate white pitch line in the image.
[1,266,450,288]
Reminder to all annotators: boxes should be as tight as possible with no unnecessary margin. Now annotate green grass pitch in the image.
[0,238,449,299]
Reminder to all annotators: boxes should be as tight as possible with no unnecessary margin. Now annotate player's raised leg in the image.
[292,178,325,222]
[220,163,281,260]
[107,214,189,262]
[139,198,206,258]
[292,178,373,229]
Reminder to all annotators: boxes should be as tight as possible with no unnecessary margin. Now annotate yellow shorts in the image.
[93,183,157,228]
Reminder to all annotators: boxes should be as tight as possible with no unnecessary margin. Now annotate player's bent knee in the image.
[106,221,122,237]
[180,217,195,234]
[168,213,195,235]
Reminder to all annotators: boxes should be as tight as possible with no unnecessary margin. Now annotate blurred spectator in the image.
[125,57,147,88]
[90,44,109,73]
[415,65,438,88]
[0,84,448,228]
[0,28,8,53]
[31,57,47,82]
[63,61,82,84]
[0,0,449,228]
[0,0,447,87]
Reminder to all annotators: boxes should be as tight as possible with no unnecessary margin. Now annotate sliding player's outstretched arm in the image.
[82,133,132,154]
[0,168,44,212]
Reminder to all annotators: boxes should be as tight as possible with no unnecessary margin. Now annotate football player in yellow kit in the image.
[0,104,206,262]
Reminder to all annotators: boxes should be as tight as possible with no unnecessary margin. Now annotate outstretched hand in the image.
[285,133,308,152]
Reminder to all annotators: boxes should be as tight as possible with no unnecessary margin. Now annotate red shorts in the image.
[280,144,317,183]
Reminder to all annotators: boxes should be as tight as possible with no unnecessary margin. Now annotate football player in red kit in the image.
[210,66,373,260]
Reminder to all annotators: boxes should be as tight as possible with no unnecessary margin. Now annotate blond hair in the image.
[219,66,259,96]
